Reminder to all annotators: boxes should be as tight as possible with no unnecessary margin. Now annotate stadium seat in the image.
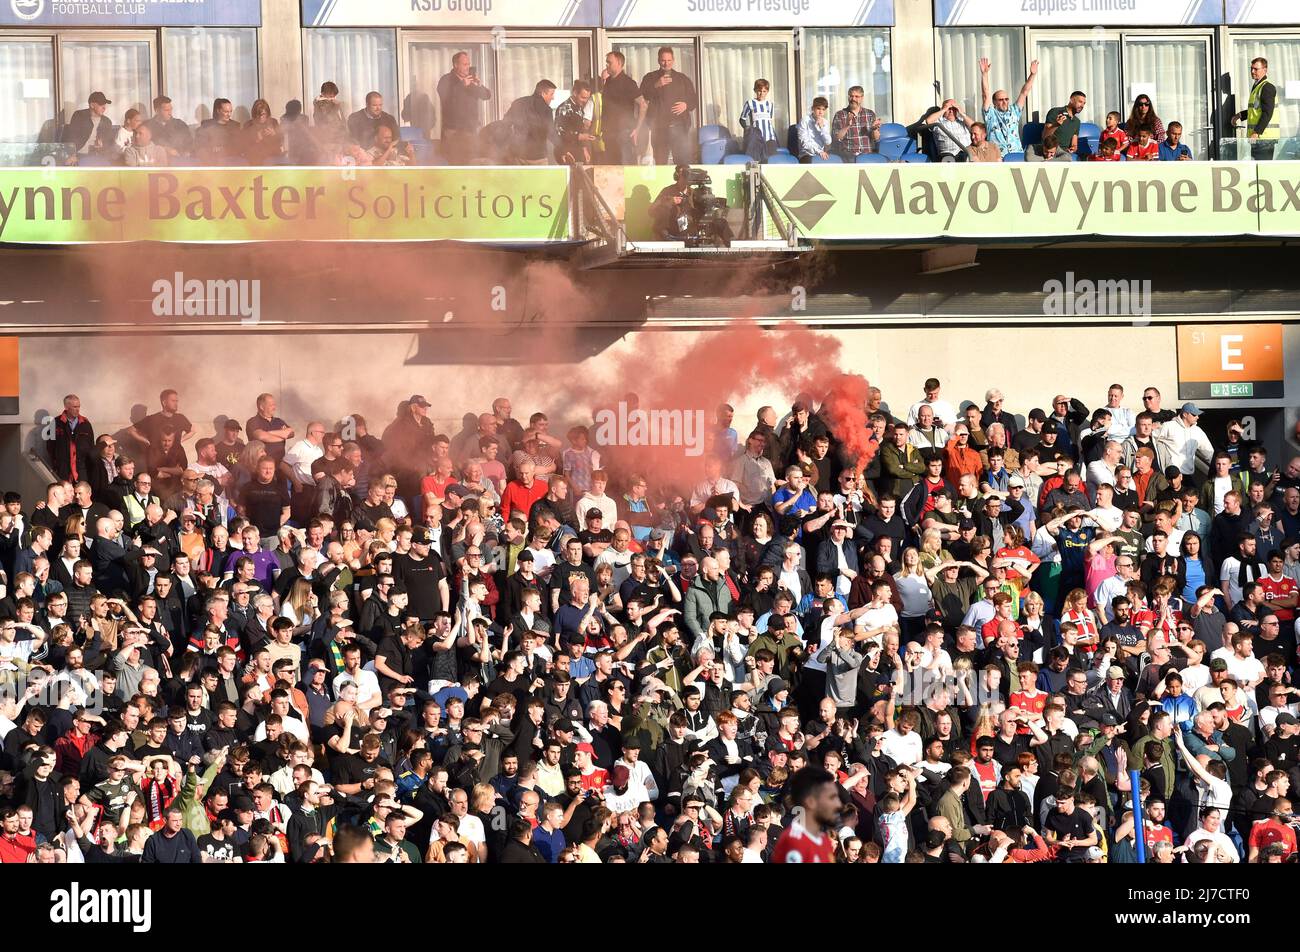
[767,152,798,164]
[78,154,113,167]
[903,153,930,163]
[699,124,729,144]
[411,142,436,165]
[700,139,730,164]
[878,122,908,140]
[810,153,843,163]
[399,126,426,142]
[1003,152,1025,162]
[786,124,799,154]
[1022,122,1044,147]
[1078,122,1101,158]
[878,138,914,161]
[856,153,888,164]
[722,153,752,165]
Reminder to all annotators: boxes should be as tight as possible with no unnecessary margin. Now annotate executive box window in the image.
[163,28,259,125]
[0,37,55,150]
[1230,33,1300,141]
[304,27,398,121]
[938,27,1023,119]
[800,28,891,121]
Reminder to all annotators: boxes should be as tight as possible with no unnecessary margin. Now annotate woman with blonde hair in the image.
[918,528,951,573]
[894,546,932,641]
[280,578,319,631]
[234,440,267,495]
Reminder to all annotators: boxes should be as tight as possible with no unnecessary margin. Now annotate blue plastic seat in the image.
[810,153,843,163]
[878,122,908,140]
[766,152,798,164]
[1003,151,1025,162]
[856,153,888,164]
[699,124,729,144]
[400,126,425,142]
[1022,122,1044,147]
[878,138,914,161]
[722,153,751,165]
[903,153,930,163]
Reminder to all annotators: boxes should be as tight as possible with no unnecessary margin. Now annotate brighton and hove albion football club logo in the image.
[11,0,45,20]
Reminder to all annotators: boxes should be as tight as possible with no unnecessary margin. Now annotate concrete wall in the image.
[261,0,305,115]
[891,0,937,125]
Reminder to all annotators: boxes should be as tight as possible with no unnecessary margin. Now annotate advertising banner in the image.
[759,162,1293,241]
[0,0,260,27]
[934,0,1221,27]
[302,0,598,27]
[604,0,893,28]
[0,166,572,243]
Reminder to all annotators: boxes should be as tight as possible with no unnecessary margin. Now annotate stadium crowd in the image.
[1,378,1298,864]
[54,50,1281,167]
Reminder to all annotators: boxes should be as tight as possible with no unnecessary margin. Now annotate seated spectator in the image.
[1125,127,1159,162]
[965,123,1001,163]
[145,95,192,160]
[1026,132,1071,162]
[123,124,168,168]
[738,79,779,162]
[830,86,880,160]
[1158,122,1193,161]
[1125,95,1166,144]
[796,96,832,162]
[195,98,243,165]
[368,125,414,167]
[925,99,972,161]
[1044,91,1086,154]
[1090,138,1122,162]
[61,91,113,159]
[113,109,143,158]
[347,91,399,150]
[313,82,348,145]
[242,98,284,165]
[555,81,597,165]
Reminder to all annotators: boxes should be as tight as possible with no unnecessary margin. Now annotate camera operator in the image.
[650,164,694,240]
[649,164,732,245]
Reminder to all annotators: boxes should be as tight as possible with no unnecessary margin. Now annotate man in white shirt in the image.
[574,471,618,526]
[1086,441,1122,494]
[334,643,382,711]
[879,710,923,768]
[906,377,957,430]
[1157,403,1214,479]
[284,422,327,488]
[1103,384,1136,439]
[689,455,739,517]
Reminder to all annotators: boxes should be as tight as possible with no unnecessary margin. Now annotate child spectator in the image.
[739,79,779,162]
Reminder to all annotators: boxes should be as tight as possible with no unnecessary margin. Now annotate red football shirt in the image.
[1258,574,1297,622]
[772,819,836,864]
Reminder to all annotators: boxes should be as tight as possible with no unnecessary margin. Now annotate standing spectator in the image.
[979,57,1038,156]
[61,91,112,158]
[831,86,880,160]
[597,51,640,165]
[1234,57,1278,162]
[796,96,832,162]
[1158,404,1214,482]
[555,82,598,165]
[1044,91,1087,154]
[637,46,698,165]
[437,51,492,164]
[738,79,778,162]
[502,81,558,165]
[145,95,192,160]
[47,394,94,483]
[347,92,399,150]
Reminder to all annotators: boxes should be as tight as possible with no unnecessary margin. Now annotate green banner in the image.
[0,166,571,243]
[760,161,1296,240]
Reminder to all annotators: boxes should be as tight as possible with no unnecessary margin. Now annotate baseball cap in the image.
[958,518,976,531]
[445,484,472,498]
[408,394,431,408]
[1100,713,1119,727]
[1085,846,1104,861]
[767,678,788,695]
[1276,712,1298,727]
[223,418,242,431]
[1179,402,1202,416]
[611,765,630,787]
[1106,665,1125,680]
[574,742,596,757]
[410,526,431,545]
[1209,658,1229,672]
[1008,475,1025,488]
[89,91,111,105]
[831,519,853,529]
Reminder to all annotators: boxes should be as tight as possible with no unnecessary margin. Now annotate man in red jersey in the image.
[772,766,839,863]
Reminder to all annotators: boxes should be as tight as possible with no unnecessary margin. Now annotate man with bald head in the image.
[980,57,1039,157]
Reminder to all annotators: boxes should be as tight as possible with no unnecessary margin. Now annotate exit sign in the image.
[1178,324,1284,401]
[1211,382,1254,398]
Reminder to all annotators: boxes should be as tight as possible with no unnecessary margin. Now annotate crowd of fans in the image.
[1,377,1298,865]
[54,50,1282,168]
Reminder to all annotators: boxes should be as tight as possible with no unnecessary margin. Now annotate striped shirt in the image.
[739,97,777,142]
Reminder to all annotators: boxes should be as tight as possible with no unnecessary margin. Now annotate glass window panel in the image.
[60,39,153,126]
[164,28,259,126]
[1031,36,1119,127]
[404,40,493,137]
[937,28,1023,120]
[801,29,891,121]
[1125,38,1210,159]
[0,38,55,152]
[499,42,574,113]
[700,38,791,134]
[304,28,397,120]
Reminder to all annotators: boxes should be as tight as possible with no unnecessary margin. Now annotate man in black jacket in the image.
[504,81,559,165]
[346,91,399,149]
[46,395,95,483]
[141,806,201,862]
[61,93,112,158]
[986,763,1033,833]
[500,816,546,862]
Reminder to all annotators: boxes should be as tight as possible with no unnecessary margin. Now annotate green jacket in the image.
[936,788,972,844]
[747,629,804,678]
[1128,733,1175,799]
[881,442,926,497]
[178,759,223,837]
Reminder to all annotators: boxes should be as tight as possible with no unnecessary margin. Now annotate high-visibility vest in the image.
[1248,77,1280,140]
[591,91,604,151]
